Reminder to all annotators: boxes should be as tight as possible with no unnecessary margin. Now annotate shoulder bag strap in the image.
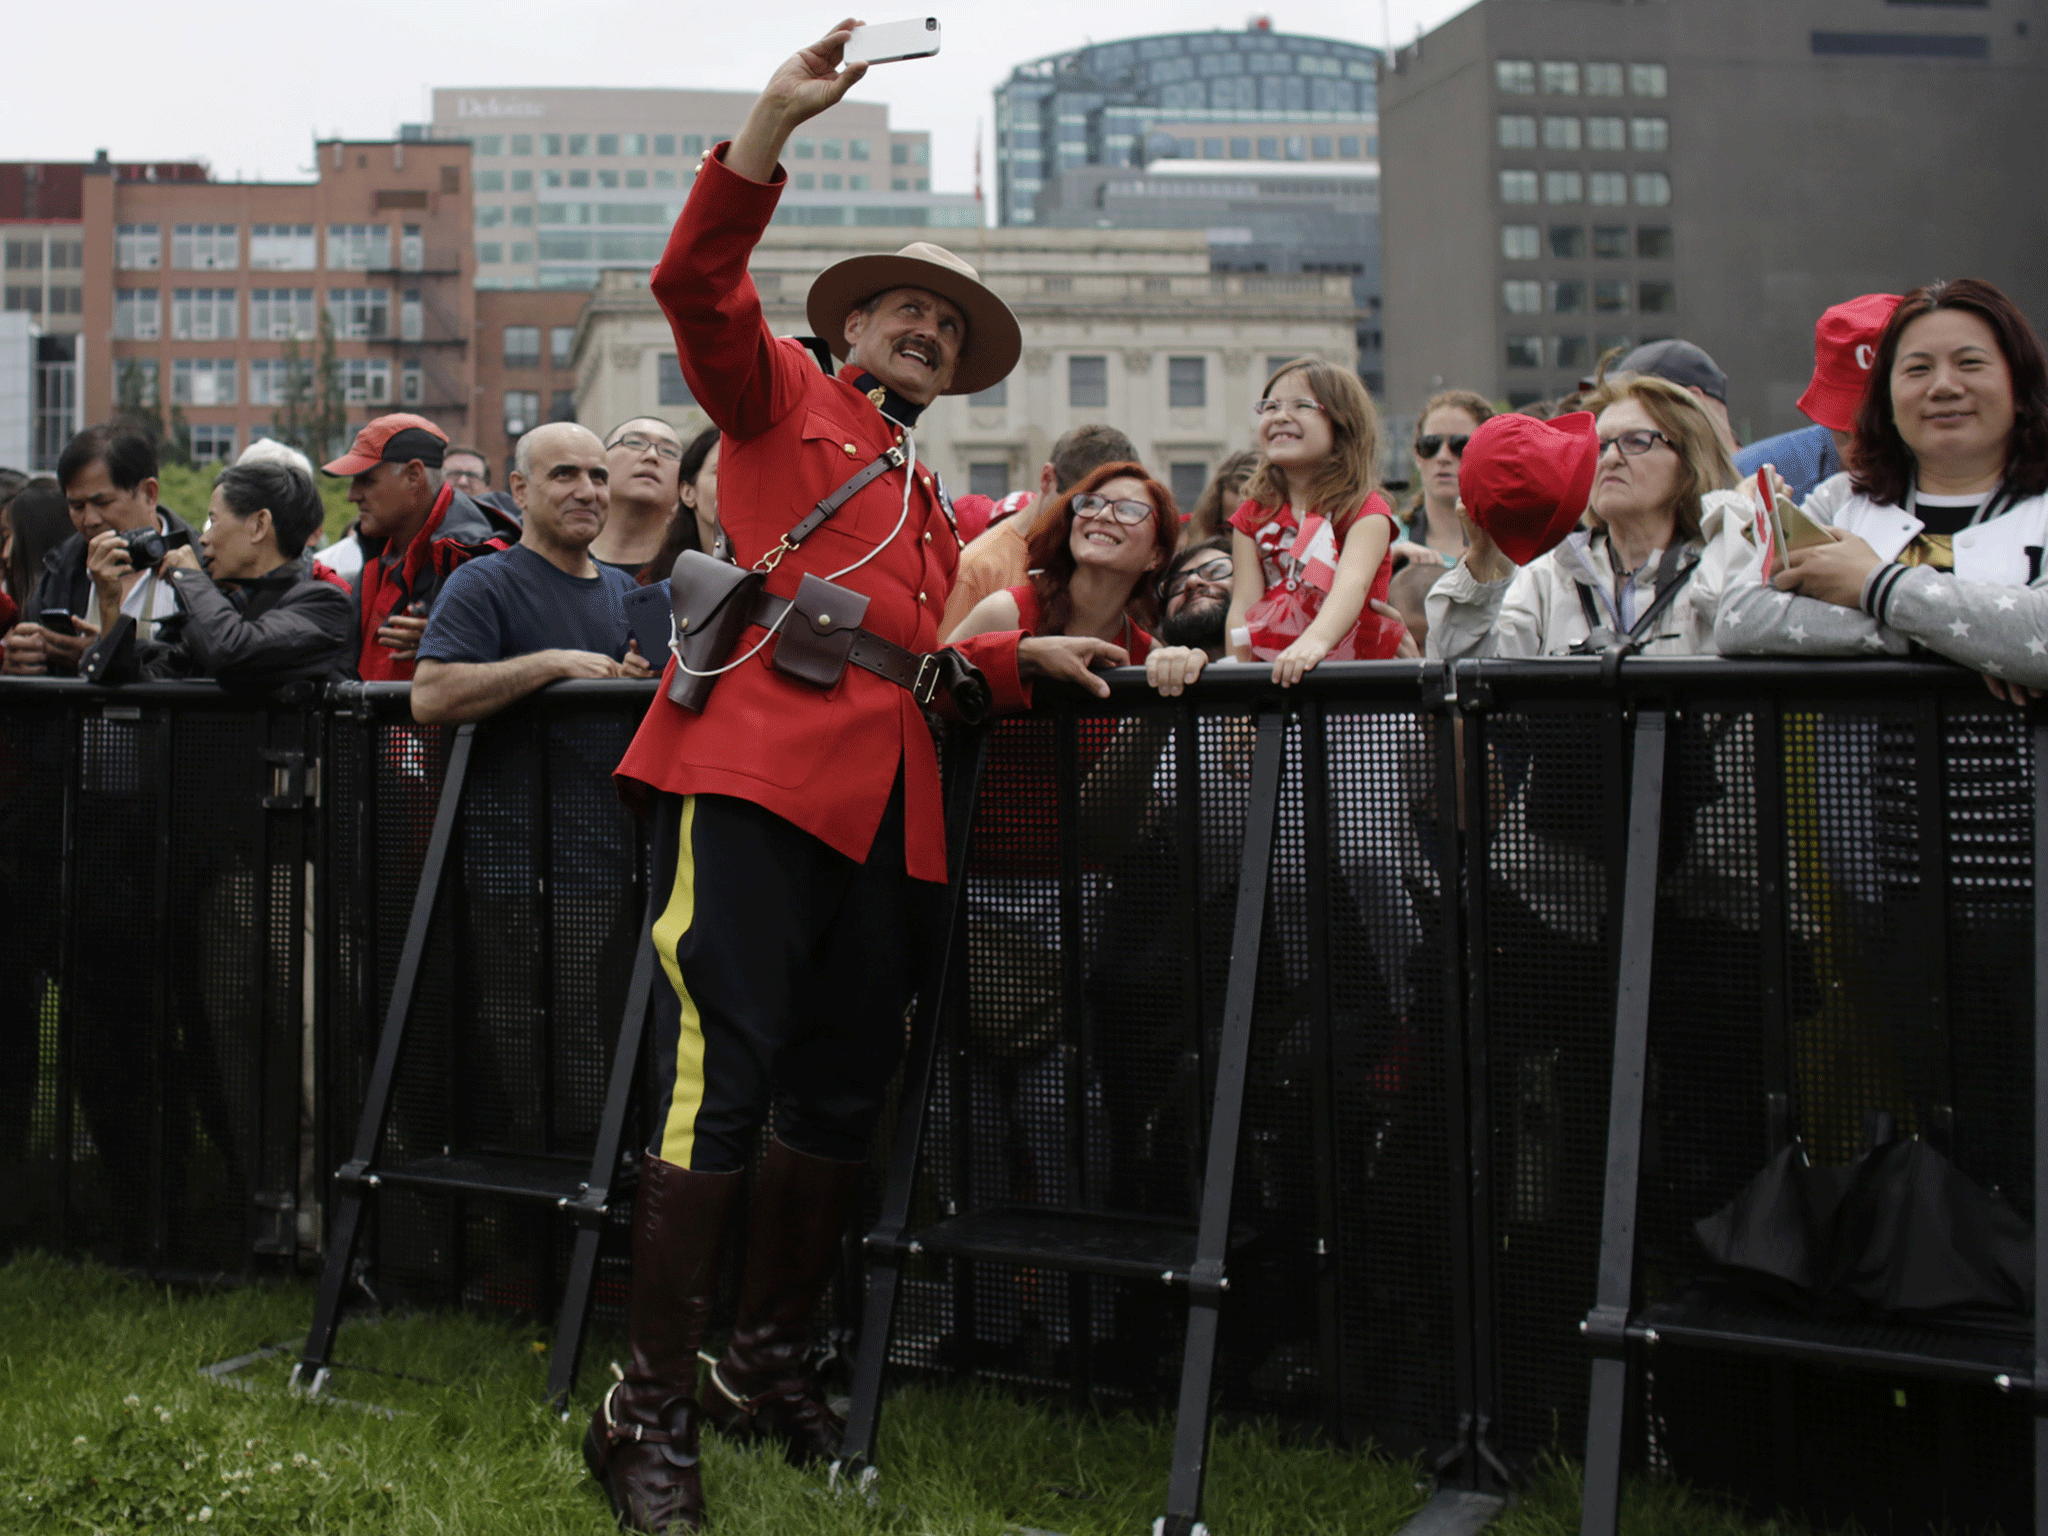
[757,444,909,571]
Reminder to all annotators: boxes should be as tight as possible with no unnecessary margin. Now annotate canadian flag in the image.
[1751,467,1779,582]
[1287,514,1340,593]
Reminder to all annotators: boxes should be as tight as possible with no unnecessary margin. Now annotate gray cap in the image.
[1604,339,1727,403]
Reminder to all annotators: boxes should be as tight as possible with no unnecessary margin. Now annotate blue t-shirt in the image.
[418,543,635,664]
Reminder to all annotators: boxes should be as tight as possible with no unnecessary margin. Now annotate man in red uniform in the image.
[586,23,1122,1533]
[322,413,517,681]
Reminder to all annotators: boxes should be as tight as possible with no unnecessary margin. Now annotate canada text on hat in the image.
[1457,411,1600,568]
[323,414,450,477]
[1797,293,1903,433]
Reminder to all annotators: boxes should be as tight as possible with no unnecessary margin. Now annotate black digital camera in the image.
[119,525,190,573]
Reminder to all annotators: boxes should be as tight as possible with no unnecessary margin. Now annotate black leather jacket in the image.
[145,556,356,691]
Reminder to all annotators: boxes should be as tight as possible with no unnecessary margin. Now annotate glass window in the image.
[657,354,693,406]
[1594,279,1631,313]
[1633,171,1671,206]
[890,177,908,192]
[654,134,676,156]
[822,138,842,160]
[249,287,315,339]
[821,173,842,191]
[340,356,391,405]
[116,224,161,270]
[248,357,302,406]
[1551,280,1587,313]
[1496,59,1536,94]
[499,168,529,193]
[1170,462,1208,511]
[399,289,422,341]
[504,390,540,435]
[117,358,159,405]
[542,134,563,156]
[327,224,391,269]
[1500,169,1539,204]
[1312,135,1332,157]
[510,242,534,264]
[476,170,505,192]
[1640,281,1676,315]
[1229,137,1251,158]
[171,287,238,340]
[1587,116,1625,151]
[477,205,505,229]
[1630,63,1668,97]
[626,169,647,189]
[597,169,620,188]
[171,223,238,270]
[3,284,43,313]
[1541,61,1580,95]
[511,134,533,156]
[477,242,504,264]
[968,463,1009,498]
[326,287,389,338]
[1257,136,1280,159]
[188,425,236,463]
[512,205,534,227]
[1503,224,1541,260]
[596,134,620,156]
[849,139,870,161]
[1549,225,1586,259]
[550,389,576,421]
[1542,116,1581,150]
[1589,172,1629,206]
[654,170,676,189]
[503,325,541,367]
[248,224,315,270]
[1597,332,1633,357]
[682,134,705,156]
[1630,117,1670,152]
[1338,134,1360,156]
[1502,279,1542,315]
[1637,226,1673,259]
[550,326,575,367]
[1593,226,1631,258]
[968,379,1008,408]
[569,169,591,188]
[567,133,590,155]
[1168,355,1206,408]
[1068,355,1108,409]
[1545,170,1583,204]
[401,361,423,404]
[1505,335,1543,369]
[794,173,816,191]
[1586,62,1624,97]
[1498,114,1536,149]
[848,174,869,191]
[171,357,237,406]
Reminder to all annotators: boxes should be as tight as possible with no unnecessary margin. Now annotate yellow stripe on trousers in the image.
[652,795,708,1168]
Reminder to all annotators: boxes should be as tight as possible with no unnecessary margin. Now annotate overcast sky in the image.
[5,2,1469,198]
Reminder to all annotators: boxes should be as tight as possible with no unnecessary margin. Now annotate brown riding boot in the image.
[702,1138,865,1466]
[583,1155,740,1533]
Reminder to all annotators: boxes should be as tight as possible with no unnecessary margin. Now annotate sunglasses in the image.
[1415,434,1471,459]
[608,432,682,463]
[1072,493,1156,525]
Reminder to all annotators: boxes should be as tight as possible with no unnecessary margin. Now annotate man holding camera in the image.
[2,422,195,676]
[587,21,1122,1534]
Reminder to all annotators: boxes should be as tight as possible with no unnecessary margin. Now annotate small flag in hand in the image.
[1287,514,1340,593]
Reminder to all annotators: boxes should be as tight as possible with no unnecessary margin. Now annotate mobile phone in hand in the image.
[39,609,77,637]
[623,581,674,668]
[845,17,941,65]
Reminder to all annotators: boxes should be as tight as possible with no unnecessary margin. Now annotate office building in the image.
[568,223,1361,512]
[995,25,1384,387]
[409,88,978,291]
[0,142,477,472]
[474,286,589,482]
[1380,0,2048,438]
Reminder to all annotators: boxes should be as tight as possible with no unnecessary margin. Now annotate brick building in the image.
[0,140,477,472]
[472,287,586,485]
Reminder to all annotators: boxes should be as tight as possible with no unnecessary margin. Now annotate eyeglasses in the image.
[1072,493,1156,526]
[1253,396,1327,419]
[1597,428,1673,459]
[1415,434,1471,460]
[1163,555,1234,600]
[608,432,682,462]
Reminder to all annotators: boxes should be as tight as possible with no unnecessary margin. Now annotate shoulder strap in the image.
[768,444,909,563]
[1624,542,1699,644]
[1575,580,1602,634]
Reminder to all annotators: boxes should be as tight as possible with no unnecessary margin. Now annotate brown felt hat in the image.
[805,242,1021,398]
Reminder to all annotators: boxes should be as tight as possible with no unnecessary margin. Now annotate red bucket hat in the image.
[322,413,450,477]
[1457,411,1599,567]
[1796,293,1902,433]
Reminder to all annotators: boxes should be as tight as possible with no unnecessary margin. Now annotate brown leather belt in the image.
[746,589,943,704]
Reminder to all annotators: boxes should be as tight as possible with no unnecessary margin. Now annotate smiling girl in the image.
[1225,357,1405,685]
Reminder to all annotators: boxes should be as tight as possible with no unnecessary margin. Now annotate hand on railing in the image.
[1017,634,1128,699]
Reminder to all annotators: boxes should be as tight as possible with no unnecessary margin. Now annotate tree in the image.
[269,308,347,465]
[113,359,190,467]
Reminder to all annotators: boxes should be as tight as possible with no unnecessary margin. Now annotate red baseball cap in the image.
[1796,294,1902,433]
[322,413,450,476]
[1457,411,1599,568]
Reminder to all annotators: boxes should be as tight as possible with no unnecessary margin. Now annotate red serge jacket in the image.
[352,485,517,681]
[614,145,1030,882]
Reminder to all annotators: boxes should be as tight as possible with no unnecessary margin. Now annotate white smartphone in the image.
[845,17,941,65]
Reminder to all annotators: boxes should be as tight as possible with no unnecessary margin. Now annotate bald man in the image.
[412,422,654,723]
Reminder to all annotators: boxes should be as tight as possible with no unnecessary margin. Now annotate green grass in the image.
[0,1253,1841,1535]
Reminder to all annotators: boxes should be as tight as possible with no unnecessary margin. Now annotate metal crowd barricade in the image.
[0,660,2039,1531]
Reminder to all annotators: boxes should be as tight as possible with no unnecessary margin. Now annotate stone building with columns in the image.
[568,223,1361,514]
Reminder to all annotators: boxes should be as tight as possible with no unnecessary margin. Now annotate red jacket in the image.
[352,485,516,681]
[614,146,1029,882]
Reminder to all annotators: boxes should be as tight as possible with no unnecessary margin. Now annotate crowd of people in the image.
[4,18,2046,1533]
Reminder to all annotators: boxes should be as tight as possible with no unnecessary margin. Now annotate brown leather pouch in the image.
[771,571,869,690]
[666,549,764,713]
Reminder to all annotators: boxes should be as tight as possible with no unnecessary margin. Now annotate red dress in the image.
[1227,493,1402,660]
